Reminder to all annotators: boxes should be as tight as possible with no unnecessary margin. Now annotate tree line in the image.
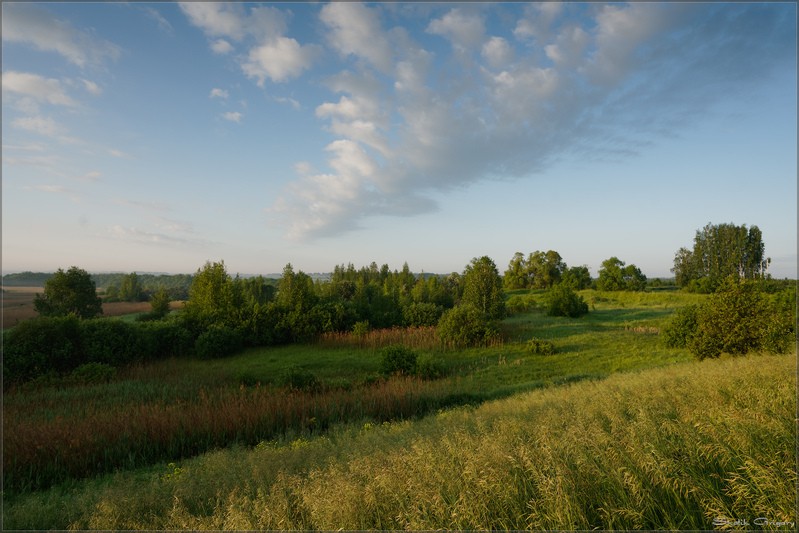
[6,221,789,385]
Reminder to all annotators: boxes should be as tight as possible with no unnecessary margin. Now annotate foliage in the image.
[3,316,83,384]
[663,278,794,360]
[194,325,245,359]
[33,266,103,319]
[660,304,700,349]
[544,284,589,318]
[69,362,117,385]
[462,256,505,319]
[80,319,146,366]
[149,287,172,318]
[379,345,418,376]
[402,302,444,327]
[561,265,592,290]
[437,304,498,348]
[672,222,770,291]
[503,250,568,290]
[527,337,556,355]
[280,367,320,391]
[596,257,647,291]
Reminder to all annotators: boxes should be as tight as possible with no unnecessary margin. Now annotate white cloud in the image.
[320,2,393,72]
[260,3,796,242]
[211,39,234,55]
[209,88,229,99]
[77,170,102,182]
[426,8,485,51]
[81,78,103,96]
[142,6,174,34]
[1,3,120,67]
[12,116,63,137]
[242,37,319,85]
[178,2,248,41]
[2,71,77,106]
[222,111,243,123]
[481,37,513,69]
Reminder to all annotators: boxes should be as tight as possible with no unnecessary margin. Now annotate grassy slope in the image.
[4,353,794,530]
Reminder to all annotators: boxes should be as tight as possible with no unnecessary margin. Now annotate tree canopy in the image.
[672,222,770,292]
[33,266,103,319]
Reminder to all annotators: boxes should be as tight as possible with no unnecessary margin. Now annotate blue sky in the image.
[2,2,796,278]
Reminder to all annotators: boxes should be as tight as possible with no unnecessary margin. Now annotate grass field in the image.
[1,286,185,329]
[2,289,795,529]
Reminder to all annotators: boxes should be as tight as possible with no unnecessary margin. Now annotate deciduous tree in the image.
[33,266,102,319]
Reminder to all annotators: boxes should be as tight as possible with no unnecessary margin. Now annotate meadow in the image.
[2,289,795,529]
[1,286,183,329]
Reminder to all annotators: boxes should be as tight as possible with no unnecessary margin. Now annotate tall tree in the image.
[503,252,529,289]
[672,222,770,290]
[526,250,567,289]
[462,256,505,319]
[33,266,103,319]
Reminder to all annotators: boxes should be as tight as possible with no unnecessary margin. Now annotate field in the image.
[2,290,796,529]
[1,286,182,329]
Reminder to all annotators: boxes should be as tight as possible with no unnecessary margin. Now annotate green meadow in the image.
[3,289,795,530]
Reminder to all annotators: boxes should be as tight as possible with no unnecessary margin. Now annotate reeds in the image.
[3,374,468,495]
[318,325,442,351]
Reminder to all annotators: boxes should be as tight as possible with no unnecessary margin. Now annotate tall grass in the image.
[3,374,485,495]
[4,353,794,530]
[319,325,448,351]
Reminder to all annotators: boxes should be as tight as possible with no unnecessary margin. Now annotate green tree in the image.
[597,257,646,291]
[596,257,625,291]
[33,266,103,319]
[118,272,144,302]
[184,260,234,327]
[561,265,592,290]
[529,250,567,289]
[672,222,770,291]
[437,304,497,348]
[149,287,171,318]
[503,252,529,289]
[462,256,505,319]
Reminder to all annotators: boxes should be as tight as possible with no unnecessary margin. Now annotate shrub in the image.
[661,304,700,349]
[280,367,320,391]
[681,278,793,360]
[3,316,83,384]
[194,325,244,359]
[81,319,144,366]
[437,304,499,348]
[70,362,117,384]
[527,337,556,355]
[379,345,418,376]
[545,284,588,318]
[416,354,446,379]
[402,302,444,327]
[137,320,195,359]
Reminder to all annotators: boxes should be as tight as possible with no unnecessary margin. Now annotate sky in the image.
[2,2,797,279]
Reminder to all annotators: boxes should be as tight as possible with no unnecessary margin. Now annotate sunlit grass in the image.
[4,353,793,530]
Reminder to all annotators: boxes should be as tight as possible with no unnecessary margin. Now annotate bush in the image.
[527,337,556,355]
[81,319,144,366]
[137,320,195,359]
[194,325,244,359]
[402,302,444,327]
[674,278,794,360]
[69,362,117,384]
[280,367,320,391]
[545,285,588,318]
[379,345,418,376]
[3,316,83,384]
[416,354,446,379]
[661,304,700,349]
[437,304,499,348]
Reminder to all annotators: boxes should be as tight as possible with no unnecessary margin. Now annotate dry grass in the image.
[1,287,182,329]
[4,353,793,530]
